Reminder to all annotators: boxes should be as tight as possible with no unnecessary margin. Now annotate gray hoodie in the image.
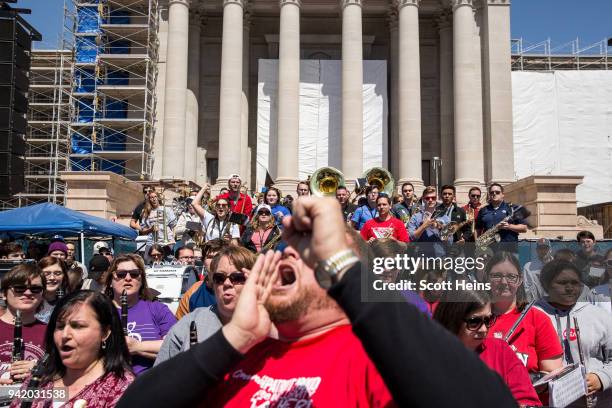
[154,305,223,366]
[536,300,612,407]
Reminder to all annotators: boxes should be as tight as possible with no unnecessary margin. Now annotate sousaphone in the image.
[310,167,345,197]
[362,167,395,197]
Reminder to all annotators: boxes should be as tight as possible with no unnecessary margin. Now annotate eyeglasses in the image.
[489,273,520,284]
[114,269,141,279]
[470,194,481,199]
[423,196,437,201]
[11,285,44,295]
[258,211,271,216]
[489,190,502,196]
[212,272,247,285]
[44,271,63,278]
[464,315,497,331]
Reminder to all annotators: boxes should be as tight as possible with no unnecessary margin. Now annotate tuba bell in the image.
[310,167,345,197]
[362,167,395,197]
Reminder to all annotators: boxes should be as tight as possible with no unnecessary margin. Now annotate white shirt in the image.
[202,211,240,241]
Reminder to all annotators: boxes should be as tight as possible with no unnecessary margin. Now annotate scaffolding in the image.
[511,38,610,71]
[59,0,159,187]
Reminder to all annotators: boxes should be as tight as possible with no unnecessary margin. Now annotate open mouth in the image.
[280,265,296,286]
[60,344,75,353]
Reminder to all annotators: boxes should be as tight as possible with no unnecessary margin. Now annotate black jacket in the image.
[118,262,516,408]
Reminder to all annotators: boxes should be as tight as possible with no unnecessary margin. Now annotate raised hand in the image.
[222,250,280,354]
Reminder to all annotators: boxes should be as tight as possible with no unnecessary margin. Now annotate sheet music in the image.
[548,364,587,408]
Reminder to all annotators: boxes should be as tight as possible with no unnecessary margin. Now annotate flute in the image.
[504,300,536,343]
[121,289,128,335]
[574,317,595,408]
[189,321,198,347]
[20,354,49,408]
[12,310,23,362]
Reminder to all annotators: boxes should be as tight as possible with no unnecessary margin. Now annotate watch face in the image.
[315,267,334,289]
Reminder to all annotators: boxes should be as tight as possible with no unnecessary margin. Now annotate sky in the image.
[12,0,612,51]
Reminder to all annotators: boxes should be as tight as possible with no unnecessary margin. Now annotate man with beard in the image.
[216,174,253,220]
[335,185,356,223]
[203,242,393,406]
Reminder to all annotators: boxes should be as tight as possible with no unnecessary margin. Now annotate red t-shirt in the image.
[488,307,563,373]
[0,319,46,380]
[478,338,541,406]
[361,217,410,242]
[216,192,253,218]
[205,325,395,407]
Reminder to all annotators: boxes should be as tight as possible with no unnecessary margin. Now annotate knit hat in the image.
[47,241,68,256]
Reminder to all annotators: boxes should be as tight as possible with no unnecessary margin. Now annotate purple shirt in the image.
[118,299,177,375]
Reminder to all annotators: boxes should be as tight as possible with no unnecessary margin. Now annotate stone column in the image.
[275,0,301,193]
[184,11,201,182]
[452,0,484,197]
[241,12,251,189]
[388,9,399,179]
[397,0,424,193]
[161,0,190,179]
[215,0,245,190]
[438,10,454,186]
[481,0,514,185]
[341,0,363,181]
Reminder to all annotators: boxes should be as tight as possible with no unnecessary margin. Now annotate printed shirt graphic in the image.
[360,217,409,242]
[116,300,177,375]
[488,307,563,373]
[205,325,394,407]
[0,319,46,380]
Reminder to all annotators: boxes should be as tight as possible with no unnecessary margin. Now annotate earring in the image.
[101,340,107,350]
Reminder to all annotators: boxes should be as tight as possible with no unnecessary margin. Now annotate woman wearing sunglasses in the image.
[103,254,177,375]
[192,188,240,242]
[486,252,563,378]
[434,290,541,406]
[36,256,71,323]
[11,291,134,407]
[535,259,612,407]
[241,204,282,253]
[155,246,256,364]
[0,264,47,384]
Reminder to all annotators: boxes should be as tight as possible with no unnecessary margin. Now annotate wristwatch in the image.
[315,249,360,289]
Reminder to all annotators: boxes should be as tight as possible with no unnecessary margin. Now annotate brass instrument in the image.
[12,310,23,362]
[362,167,395,197]
[440,219,473,242]
[310,167,345,197]
[261,229,282,251]
[475,205,528,251]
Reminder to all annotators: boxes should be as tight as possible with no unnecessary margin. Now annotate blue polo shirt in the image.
[351,204,378,230]
[475,201,525,242]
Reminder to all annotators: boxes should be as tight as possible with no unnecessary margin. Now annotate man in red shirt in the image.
[205,245,394,407]
[361,195,409,242]
[216,174,253,220]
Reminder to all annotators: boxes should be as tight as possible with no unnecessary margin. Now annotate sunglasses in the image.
[258,211,271,216]
[470,194,481,198]
[114,269,141,279]
[11,284,44,295]
[423,196,437,201]
[212,272,247,285]
[489,190,502,196]
[464,315,497,331]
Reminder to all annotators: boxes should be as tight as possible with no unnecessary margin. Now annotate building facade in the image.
[154,0,514,196]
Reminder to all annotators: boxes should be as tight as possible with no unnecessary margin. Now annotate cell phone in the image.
[185,221,202,232]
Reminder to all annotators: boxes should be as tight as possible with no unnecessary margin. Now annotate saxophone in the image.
[475,208,518,251]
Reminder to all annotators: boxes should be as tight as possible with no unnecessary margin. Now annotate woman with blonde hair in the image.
[241,204,281,253]
[103,254,177,375]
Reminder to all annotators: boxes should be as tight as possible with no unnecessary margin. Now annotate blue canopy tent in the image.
[0,203,137,262]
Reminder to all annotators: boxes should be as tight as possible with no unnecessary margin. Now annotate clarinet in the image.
[189,321,198,347]
[20,354,49,408]
[12,310,24,362]
[121,290,128,335]
[504,300,536,343]
[56,286,65,300]
[574,317,595,408]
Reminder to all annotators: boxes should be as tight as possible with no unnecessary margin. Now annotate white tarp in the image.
[257,59,388,191]
[512,71,612,207]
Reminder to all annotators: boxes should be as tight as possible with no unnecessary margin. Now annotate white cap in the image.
[93,241,110,255]
[255,204,272,214]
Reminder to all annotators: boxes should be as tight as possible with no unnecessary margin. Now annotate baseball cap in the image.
[89,254,110,273]
[255,204,272,214]
[93,241,111,255]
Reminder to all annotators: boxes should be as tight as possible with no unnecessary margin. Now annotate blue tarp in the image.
[0,203,137,239]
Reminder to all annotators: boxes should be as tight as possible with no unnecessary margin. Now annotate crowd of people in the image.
[0,173,609,407]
